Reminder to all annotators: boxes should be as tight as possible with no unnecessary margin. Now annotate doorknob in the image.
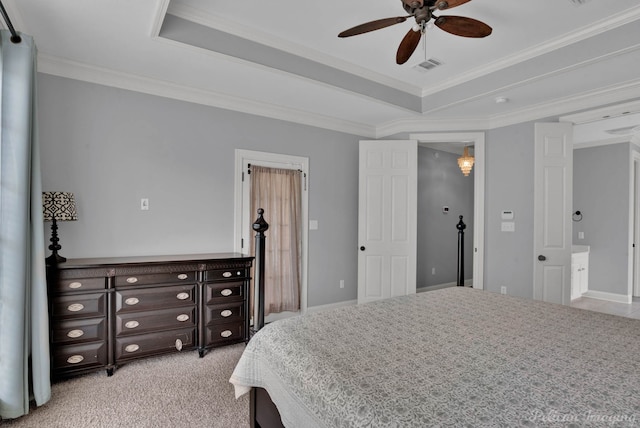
[360,246,366,251]
[538,255,546,261]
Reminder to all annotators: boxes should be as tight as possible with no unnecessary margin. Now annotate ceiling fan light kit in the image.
[339,0,492,65]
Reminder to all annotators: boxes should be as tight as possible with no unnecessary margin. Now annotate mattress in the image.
[230,287,640,427]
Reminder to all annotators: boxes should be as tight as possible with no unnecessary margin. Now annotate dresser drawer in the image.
[52,317,106,345]
[205,301,245,324]
[51,276,106,293]
[205,268,248,281]
[205,321,245,346]
[116,307,196,336]
[115,271,196,287]
[51,293,107,319]
[52,341,108,372]
[115,328,196,361]
[115,284,196,313]
[205,281,245,304]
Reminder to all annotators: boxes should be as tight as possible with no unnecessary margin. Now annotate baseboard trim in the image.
[582,290,632,304]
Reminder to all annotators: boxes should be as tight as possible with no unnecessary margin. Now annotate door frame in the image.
[630,150,640,297]
[410,132,485,290]
[233,149,309,317]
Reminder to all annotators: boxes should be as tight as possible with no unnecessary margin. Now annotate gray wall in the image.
[417,147,474,287]
[41,73,630,306]
[484,122,536,299]
[38,74,361,308]
[573,143,630,295]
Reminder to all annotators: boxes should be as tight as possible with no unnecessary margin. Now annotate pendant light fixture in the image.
[457,146,474,176]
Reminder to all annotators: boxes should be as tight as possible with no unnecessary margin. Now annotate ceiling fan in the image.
[338,0,492,65]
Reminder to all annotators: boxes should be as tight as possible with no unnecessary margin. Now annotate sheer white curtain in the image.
[0,31,50,419]
[250,165,301,316]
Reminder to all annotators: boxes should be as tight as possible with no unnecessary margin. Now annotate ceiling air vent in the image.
[413,58,443,73]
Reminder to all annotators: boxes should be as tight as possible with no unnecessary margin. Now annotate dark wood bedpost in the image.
[253,208,269,331]
[456,215,466,287]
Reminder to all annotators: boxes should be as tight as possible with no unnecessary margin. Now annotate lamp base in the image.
[46,252,67,265]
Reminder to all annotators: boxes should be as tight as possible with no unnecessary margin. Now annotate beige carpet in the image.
[1,343,249,428]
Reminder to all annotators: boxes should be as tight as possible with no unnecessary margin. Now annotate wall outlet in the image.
[431,267,436,275]
[339,280,345,289]
[500,286,507,295]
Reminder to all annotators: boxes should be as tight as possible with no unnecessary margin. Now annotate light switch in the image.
[140,198,149,211]
[309,220,318,230]
[501,222,515,232]
[578,231,585,240]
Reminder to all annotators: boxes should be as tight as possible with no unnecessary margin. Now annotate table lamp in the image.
[42,191,77,264]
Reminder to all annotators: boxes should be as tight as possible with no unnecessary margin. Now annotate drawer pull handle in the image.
[67,303,85,312]
[124,297,140,306]
[176,292,190,300]
[68,281,82,289]
[221,310,233,318]
[176,314,190,322]
[220,289,233,297]
[220,330,233,338]
[125,344,140,353]
[177,274,188,280]
[126,277,138,284]
[237,271,242,276]
[67,355,84,364]
[67,329,84,338]
[125,320,139,329]
[175,339,183,351]
[222,271,232,278]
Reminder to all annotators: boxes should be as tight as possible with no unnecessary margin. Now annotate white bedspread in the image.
[230,287,640,427]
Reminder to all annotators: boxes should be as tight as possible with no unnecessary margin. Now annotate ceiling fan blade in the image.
[396,28,422,64]
[338,16,408,38]
[433,0,472,10]
[434,15,492,38]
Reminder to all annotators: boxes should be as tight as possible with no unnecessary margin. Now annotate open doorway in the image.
[417,145,475,290]
[233,149,309,323]
[410,132,485,290]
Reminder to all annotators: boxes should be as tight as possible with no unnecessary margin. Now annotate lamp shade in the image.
[457,146,475,176]
[42,192,78,221]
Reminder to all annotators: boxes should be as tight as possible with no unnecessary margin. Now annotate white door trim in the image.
[233,149,309,316]
[410,132,485,290]
[629,150,640,297]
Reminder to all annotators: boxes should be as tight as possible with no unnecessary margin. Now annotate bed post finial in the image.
[253,208,269,332]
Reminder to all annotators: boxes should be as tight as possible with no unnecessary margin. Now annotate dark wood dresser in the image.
[46,253,253,378]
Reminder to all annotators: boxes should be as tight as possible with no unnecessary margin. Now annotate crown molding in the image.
[35,51,640,141]
[166,2,422,97]
[149,0,171,37]
[376,77,640,137]
[574,136,632,149]
[420,5,640,97]
[560,100,640,124]
[36,54,376,138]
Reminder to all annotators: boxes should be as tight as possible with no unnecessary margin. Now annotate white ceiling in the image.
[3,0,640,141]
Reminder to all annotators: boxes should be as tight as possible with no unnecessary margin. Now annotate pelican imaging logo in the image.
[529,410,637,425]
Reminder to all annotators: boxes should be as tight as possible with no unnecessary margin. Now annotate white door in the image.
[533,123,573,305]
[358,140,417,304]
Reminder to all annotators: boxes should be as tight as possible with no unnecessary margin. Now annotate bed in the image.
[230,286,640,427]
